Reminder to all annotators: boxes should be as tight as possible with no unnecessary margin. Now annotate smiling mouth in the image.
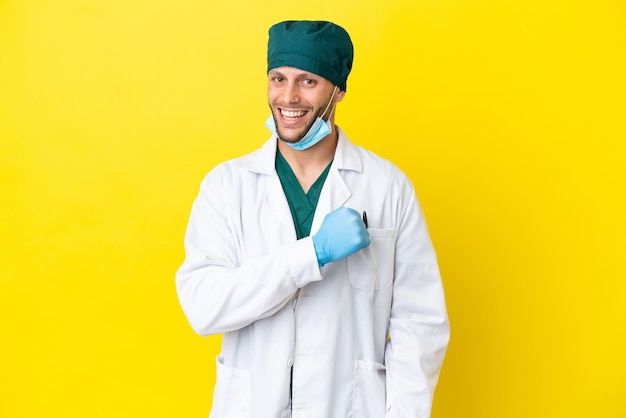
[280,109,308,121]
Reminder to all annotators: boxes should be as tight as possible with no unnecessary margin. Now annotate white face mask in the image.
[266,86,338,151]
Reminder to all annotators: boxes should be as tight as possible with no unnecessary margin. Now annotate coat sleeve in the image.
[384,180,450,417]
[175,168,322,336]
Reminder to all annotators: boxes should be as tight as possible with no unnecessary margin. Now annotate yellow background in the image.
[1,0,624,417]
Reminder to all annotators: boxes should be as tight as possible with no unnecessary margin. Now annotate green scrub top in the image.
[275,149,332,239]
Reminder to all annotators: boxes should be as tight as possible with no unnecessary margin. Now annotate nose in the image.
[282,82,300,104]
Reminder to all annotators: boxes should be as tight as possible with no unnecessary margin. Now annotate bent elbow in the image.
[176,276,219,337]
[179,300,221,337]
[187,315,213,337]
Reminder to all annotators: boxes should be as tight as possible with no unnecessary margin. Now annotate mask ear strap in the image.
[320,86,339,120]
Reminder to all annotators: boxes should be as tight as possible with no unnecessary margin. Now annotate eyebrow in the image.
[268,69,318,79]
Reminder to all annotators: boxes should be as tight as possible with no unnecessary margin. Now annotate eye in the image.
[271,76,284,83]
[302,78,316,86]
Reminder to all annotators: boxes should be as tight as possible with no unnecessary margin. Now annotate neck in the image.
[277,125,338,192]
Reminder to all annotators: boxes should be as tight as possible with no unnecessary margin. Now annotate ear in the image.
[334,89,346,103]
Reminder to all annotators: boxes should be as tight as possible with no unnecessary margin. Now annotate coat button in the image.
[287,357,294,367]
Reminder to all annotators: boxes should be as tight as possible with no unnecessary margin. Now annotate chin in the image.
[277,131,305,144]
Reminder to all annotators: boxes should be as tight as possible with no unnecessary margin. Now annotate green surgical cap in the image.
[267,20,354,92]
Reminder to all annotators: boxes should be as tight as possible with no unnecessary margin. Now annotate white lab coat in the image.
[176,128,450,418]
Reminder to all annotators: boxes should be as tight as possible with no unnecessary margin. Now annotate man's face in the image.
[267,66,343,144]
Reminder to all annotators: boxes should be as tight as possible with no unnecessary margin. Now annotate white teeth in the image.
[281,110,306,119]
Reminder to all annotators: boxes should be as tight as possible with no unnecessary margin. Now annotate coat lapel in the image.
[244,136,297,239]
[265,173,297,238]
[310,127,363,235]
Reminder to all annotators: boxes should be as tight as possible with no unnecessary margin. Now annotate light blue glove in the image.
[312,207,371,267]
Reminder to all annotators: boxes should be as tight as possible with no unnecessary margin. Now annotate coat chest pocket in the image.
[347,228,397,290]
